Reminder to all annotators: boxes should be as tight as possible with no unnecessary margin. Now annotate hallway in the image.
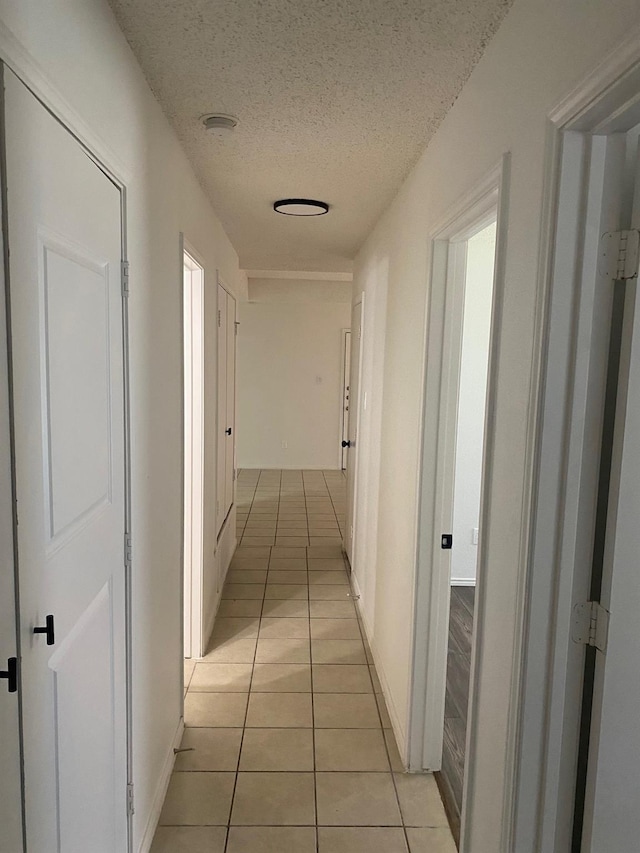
[152,469,455,853]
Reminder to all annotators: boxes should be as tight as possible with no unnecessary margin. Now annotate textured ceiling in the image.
[109,0,513,272]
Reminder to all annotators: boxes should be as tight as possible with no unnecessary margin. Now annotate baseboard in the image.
[351,577,408,770]
[450,578,476,587]
[137,716,184,853]
[237,464,342,471]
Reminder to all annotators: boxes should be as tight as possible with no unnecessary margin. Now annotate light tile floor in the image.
[152,470,456,853]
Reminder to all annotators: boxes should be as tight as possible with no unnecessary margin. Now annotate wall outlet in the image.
[281,440,288,449]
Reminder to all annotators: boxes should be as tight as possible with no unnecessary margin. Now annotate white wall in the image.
[350,1,640,850]
[0,3,246,849]
[237,278,351,470]
[451,222,496,585]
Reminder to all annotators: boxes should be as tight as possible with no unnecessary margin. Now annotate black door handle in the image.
[34,614,55,645]
[226,427,232,436]
[342,440,351,448]
[0,657,17,693]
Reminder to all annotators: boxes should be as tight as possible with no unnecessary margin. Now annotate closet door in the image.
[225,292,237,516]
[217,283,228,534]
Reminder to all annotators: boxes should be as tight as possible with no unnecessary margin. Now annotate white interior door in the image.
[345,300,363,565]
[5,71,128,853]
[0,149,23,852]
[225,291,236,515]
[341,330,351,470]
[582,140,640,852]
[217,281,228,534]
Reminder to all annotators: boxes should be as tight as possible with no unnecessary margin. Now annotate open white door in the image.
[581,137,640,853]
[4,71,128,852]
[345,299,363,566]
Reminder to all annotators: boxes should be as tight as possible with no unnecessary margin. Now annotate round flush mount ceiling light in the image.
[273,198,330,216]
[202,114,238,134]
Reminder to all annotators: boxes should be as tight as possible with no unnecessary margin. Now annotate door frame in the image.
[409,159,506,803]
[512,35,640,853]
[345,295,365,568]
[340,328,351,470]
[0,59,134,852]
[181,242,205,661]
[216,272,237,535]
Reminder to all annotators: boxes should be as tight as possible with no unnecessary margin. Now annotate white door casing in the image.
[216,281,228,535]
[225,290,236,516]
[4,71,128,853]
[216,279,236,536]
[345,299,363,566]
[183,250,204,659]
[0,91,23,849]
[582,134,640,853]
[341,329,351,471]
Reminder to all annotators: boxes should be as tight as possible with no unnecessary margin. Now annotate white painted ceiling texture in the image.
[109,0,513,272]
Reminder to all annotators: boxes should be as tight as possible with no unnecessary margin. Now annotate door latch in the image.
[0,657,17,693]
[33,614,55,645]
[441,534,453,550]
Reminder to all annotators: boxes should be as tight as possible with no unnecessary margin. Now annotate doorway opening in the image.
[409,163,506,850]
[183,248,205,660]
[441,219,496,836]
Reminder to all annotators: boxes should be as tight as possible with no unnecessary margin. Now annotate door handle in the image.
[226,427,232,436]
[0,657,17,693]
[342,440,351,448]
[33,614,55,645]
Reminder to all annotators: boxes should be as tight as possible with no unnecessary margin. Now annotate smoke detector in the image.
[202,114,238,134]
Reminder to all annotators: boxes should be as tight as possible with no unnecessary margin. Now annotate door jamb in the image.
[512,35,640,853]
[340,328,351,471]
[408,158,509,847]
[182,241,205,662]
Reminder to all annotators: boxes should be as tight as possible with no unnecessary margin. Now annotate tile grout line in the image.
[303,474,321,851]
[223,469,277,851]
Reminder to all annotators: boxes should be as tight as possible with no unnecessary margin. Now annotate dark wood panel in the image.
[440,585,475,842]
[446,650,471,723]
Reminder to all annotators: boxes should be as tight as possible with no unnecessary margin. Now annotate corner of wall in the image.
[136,715,184,853]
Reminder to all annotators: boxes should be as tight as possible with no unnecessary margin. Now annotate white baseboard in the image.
[450,578,477,587]
[237,464,342,471]
[137,716,184,853]
[351,574,408,770]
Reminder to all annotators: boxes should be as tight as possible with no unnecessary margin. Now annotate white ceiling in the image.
[109,0,512,272]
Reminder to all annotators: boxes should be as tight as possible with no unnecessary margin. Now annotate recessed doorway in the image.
[183,247,205,660]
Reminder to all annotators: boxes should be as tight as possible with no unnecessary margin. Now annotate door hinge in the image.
[571,601,610,652]
[124,533,132,570]
[127,782,135,816]
[217,310,221,328]
[600,230,640,281]
[121,260,130,296]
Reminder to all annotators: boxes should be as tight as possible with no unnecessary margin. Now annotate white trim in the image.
[182,240,205,660]
[340,328,352,470]
[0,21,131,186]
[136,717,184,853]
[244,269,353,281]
[409,158,506,778]
[345,294,365,568]
[450,578,477,588]
[512,34,640,853]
